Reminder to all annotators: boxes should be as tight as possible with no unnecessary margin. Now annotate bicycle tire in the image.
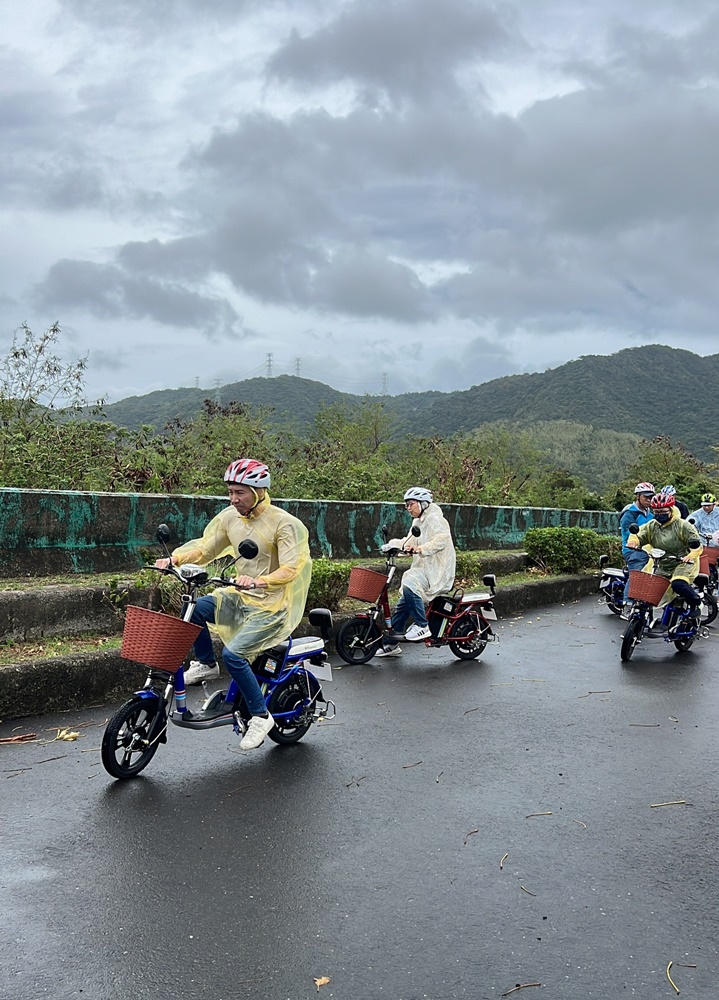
[620,617,643,662]
[101,697,163,779]
[335,617,382,664]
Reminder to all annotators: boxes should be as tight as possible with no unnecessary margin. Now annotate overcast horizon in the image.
[3,0,719,404]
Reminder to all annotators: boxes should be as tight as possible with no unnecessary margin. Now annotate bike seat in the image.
[286,636,326,658]
[601,567,625,578]
[459,591,492,603]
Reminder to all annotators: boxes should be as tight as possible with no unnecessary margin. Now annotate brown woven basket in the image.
[121,606,203,672]
[700,547,719,575]
[346,567,387,603]
[627,571,670,605]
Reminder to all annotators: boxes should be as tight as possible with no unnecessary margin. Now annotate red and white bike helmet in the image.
[634,482,655,495]
[224,458,271,488]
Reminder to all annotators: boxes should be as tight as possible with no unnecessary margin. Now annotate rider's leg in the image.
[669,576,701,616]
[391,586,428,631]
[221,647,267,715]
[189,595,218,664]
[623,549,649,602]
[184,595,221,684]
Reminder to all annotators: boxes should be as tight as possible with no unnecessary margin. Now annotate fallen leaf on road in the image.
[314,976,331,991]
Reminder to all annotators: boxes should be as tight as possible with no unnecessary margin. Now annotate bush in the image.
[524,527,621,574]
[307,558,354,612]
[454,550,487,585]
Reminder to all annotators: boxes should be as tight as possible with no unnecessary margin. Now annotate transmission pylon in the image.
[266,353,274,377]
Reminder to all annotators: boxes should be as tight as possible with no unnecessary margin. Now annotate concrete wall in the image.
[0,487,619,576]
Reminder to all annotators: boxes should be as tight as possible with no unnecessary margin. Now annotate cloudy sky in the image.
[2,0,718,403]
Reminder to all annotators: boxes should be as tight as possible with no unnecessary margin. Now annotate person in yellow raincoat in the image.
[625,491,701,628]
[375,486,456,658]
[162,458,311,750]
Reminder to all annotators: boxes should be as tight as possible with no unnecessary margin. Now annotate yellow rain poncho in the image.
[172,494,311,660]
[386,502,456,602]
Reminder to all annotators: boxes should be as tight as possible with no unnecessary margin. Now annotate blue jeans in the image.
[190,596,266,716]
[391,586,428,631]
[623,549,649,602]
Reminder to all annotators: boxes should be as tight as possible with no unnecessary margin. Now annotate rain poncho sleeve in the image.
[171,495,312,660]
[386,502,456,603]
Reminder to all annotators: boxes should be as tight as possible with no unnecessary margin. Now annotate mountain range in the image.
[101,345,719,460]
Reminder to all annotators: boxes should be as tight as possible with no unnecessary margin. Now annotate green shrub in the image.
[524,527,621,574]
[307,558,354,612]
[454,550,486,585]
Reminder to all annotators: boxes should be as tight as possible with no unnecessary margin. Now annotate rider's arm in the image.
[171,512,233,567]
[411,519,453,557]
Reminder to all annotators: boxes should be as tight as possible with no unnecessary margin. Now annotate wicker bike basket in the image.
[346,567,387,603]
[121,605,203,672]
[627,571,669,605]
[700,547,719,575]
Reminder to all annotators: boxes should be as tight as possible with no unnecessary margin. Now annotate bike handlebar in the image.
[143,565,257,589]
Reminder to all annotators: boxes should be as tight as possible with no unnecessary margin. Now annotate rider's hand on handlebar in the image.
[233,574,266,590]
[153,557,175,569]
[681,554,696,563]
[404,544,422,555]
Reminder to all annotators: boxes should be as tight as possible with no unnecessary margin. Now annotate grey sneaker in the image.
[375,645,401,658]
[405,623,431,642]
[184,660,220,685]
[240,713,275,750]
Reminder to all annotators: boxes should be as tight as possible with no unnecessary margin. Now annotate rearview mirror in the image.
[628,523,639,534]
[688,539,701,549]
[237,539,259,560]
[411,526,421,537]
[156,523,172,544]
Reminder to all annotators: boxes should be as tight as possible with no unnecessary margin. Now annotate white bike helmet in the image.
[224,458,271,488]
[404,486,433,512]
[634,482,655,495]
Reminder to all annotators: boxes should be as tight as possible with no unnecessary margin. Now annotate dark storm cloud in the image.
[35,260,248,339]
[267,0,521,102]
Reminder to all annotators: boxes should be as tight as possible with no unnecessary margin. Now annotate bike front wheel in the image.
[620,617,644,662]
[335,617,382,664]
[101,697,163,779]
[447,616,489,660]
[267,676,315,744]
[674,637,695,653]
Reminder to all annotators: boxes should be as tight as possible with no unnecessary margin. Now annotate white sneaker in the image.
[375,645,402,658]
[240,713,275,750]
[184,660,220,685]
[405,623,431,642]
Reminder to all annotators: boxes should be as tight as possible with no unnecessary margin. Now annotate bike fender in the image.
[133,689,162,701]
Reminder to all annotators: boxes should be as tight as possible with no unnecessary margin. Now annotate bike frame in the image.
[133,568,334,735]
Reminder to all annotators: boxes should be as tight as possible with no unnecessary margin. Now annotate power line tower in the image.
[194,377,199,389]
[213,379,222,405]
[381,372,389,395]
[265,352,274,378]
[294,357,302,377]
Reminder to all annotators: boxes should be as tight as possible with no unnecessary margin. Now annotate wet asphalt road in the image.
[2,595,719,1000]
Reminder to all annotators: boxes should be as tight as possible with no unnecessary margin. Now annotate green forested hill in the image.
[101,345,719,460]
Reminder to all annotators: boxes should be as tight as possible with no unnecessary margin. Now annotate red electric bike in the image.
[334,527,499,663]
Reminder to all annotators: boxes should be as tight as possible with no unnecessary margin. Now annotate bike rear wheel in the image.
[447,616,489,660]
[620,617,644,662]
[267,676,315,744]
[335,616,382,664]
[101,697,163,779]
[700,592,718,626]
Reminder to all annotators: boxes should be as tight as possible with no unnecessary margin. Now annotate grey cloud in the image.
[267,0,521,103]
[61,0,264,31]
[312,246,435,321]
[34,260,249,339]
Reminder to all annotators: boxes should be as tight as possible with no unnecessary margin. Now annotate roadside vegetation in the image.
[2,325,717,510]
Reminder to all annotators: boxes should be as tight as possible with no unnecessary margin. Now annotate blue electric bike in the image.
[101,526,335,779]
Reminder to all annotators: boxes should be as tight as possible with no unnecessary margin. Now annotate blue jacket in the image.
[620,503,655,555]
[688,507,719,538]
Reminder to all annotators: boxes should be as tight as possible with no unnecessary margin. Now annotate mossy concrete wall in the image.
[0,488,619,577]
